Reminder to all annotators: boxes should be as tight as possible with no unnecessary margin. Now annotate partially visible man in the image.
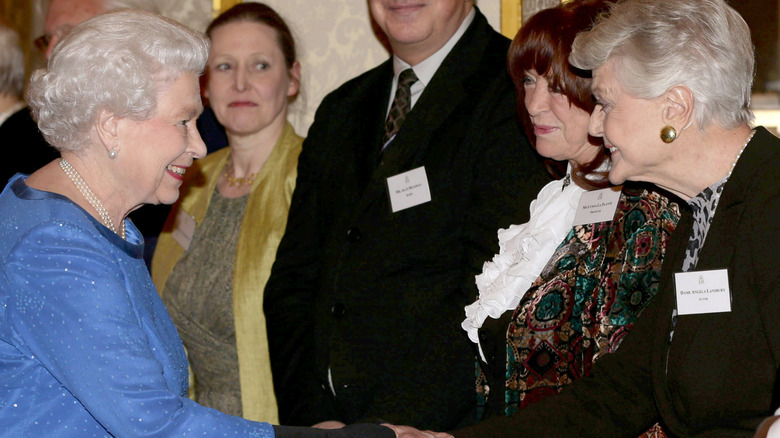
[39,0,159,59]
[265,0,549,431]
[0,23,57,185]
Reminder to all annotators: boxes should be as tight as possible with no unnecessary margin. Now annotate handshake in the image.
[313,420,454,438]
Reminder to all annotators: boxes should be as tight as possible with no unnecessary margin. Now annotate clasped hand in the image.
[382,424,453,438]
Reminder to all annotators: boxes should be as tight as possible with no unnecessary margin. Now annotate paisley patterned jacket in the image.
[476,183,680,425]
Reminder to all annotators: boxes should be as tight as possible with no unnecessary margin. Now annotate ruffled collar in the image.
[462,172,585,360]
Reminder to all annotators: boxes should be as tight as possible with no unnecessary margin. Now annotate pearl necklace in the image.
[725,129,756,181]
[59,159,126,239]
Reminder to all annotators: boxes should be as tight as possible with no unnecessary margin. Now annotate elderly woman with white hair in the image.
[0,10,393,438]
[438,0,780,436]
[0,24,57,184]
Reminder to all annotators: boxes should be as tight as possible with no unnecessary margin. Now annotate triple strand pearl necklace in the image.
[59,158,126,239]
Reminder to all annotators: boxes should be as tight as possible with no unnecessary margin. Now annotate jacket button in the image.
[331,302,345,318]
[346,227,361,242]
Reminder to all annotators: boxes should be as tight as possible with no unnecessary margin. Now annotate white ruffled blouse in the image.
[462,172,585,360]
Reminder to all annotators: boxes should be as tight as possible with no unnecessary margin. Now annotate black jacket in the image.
[0,107,59,185]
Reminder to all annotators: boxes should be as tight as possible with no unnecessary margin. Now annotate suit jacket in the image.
[152,122,302,423]
[453,126,780,437]
[264,8,549,430]
[0,176,277,437]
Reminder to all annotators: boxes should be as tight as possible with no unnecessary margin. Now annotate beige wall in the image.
[156,0,211,32]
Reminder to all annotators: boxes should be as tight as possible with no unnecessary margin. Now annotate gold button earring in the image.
[660,126,677,143]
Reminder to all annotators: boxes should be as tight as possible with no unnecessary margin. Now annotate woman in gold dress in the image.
[152,3,302,423]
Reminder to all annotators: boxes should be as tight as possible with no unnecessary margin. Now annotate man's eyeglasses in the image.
[33,25,74,54]
[33,34,51,53]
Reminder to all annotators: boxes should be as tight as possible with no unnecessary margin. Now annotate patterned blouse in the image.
[476,185,679,433]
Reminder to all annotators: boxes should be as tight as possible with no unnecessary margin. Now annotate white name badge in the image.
[674,269,731,316]
[572,186,622,226]
[386,166,432,213]
[171,209,196,251]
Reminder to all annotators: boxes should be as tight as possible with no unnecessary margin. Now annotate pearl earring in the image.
[108,147,118,159]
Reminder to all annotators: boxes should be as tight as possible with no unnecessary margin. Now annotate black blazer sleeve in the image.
[264,89,345,426]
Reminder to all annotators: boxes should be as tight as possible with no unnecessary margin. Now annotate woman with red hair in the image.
[458,1,678,434]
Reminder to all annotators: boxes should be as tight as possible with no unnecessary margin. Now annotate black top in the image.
[0,107,59,186]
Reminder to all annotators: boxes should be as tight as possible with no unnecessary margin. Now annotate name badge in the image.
[386,166,432,213]
[674,269,731,316]
[171,209,196,251]
[572,186,622,226]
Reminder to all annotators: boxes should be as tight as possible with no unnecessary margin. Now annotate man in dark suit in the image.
[0,24,58,186]
[264,0,548,430]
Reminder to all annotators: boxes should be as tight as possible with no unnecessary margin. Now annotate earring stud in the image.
[108,147,118,159]
[660,126,677,143]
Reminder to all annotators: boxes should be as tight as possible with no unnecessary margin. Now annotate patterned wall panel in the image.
[156,0,211,32]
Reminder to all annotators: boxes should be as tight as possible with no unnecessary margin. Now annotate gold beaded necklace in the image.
[223,156,257,188]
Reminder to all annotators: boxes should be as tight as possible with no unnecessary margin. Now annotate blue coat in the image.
[0,175,273,437]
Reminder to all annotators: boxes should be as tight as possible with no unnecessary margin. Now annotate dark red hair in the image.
[508,0,614,189]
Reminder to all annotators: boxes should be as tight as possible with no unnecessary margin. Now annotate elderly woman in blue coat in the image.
[0,9,392,438]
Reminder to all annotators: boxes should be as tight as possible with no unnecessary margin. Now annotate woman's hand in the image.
[381,424,453,438]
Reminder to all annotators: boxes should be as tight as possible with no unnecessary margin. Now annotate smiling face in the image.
[523,69,599,166]
[205,21,299,138]
[589,59,668,185]
[369,0,472,65]
[117,73,206,206]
